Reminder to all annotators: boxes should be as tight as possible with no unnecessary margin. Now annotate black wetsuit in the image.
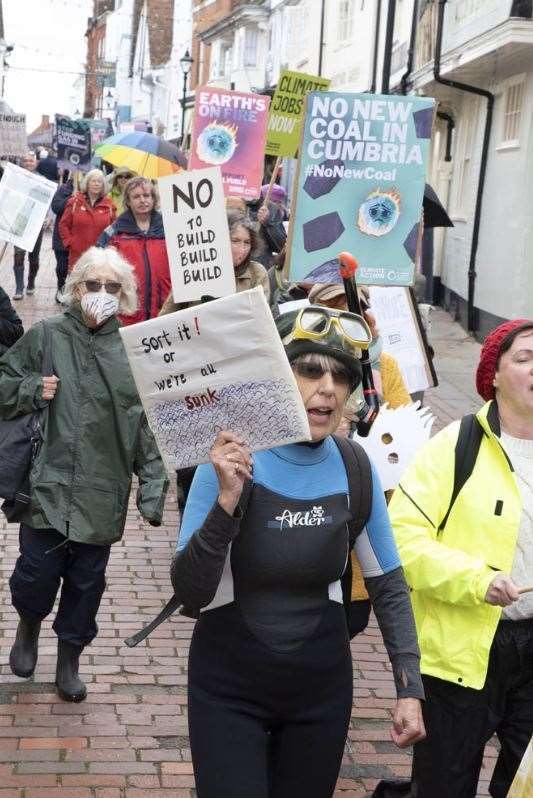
[172,439,423,797]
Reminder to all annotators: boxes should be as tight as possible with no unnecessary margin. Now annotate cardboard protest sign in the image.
[368,286,437,393]
[266,70,330,158]
[158,167,236,302]
[0,112,27,159]
[0,162,56,251]
[287,92,435,286]
[189,87,270,200]
[119,287,311,473]
[87,118,112,148]
[55,115,92,172]
[355,402,435,490]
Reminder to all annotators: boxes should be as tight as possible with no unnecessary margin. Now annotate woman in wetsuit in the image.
[171,306,426,798]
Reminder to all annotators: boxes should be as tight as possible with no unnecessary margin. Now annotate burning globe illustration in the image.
[196,122,238,165]
[357,187,401,237]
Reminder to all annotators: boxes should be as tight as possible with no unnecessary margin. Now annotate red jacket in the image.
[59,192,116,268]
[96,210,171,326]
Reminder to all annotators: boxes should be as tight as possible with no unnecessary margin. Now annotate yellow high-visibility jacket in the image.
[389,401,522,690]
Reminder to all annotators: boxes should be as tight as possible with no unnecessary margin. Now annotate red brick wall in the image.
[191,0,234,90]
[147,0,174,67]
[84,16,106,118]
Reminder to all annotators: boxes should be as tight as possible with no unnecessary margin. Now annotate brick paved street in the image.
[0,235,493,796]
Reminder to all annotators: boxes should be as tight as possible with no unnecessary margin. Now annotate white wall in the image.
[106,0,135,123]
[440,69,533,319]
[322,0,374,91]
[268,0,320,83]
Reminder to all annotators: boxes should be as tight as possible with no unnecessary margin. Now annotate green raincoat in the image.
[0,306,169,545]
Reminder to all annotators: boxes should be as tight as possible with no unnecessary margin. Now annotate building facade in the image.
[403,0,533,335]
[84,0,115,118]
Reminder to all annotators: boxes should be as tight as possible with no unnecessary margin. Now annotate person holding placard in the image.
[0,247,168,703]
[159,212,271,316]
[228,212,270,301]
[97,176,171,325]
[171,306,425,797]
[388,319,533,798]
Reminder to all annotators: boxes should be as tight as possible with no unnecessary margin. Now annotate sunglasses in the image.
[84,280,122,294]
[292,359,352,387]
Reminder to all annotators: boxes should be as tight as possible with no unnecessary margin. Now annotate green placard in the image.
[265,70,330,158]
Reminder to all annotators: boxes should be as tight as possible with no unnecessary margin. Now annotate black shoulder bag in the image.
[0,321,53,522]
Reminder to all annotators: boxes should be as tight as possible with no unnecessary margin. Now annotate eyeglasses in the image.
[295,307,372,349]
[84,280,122,294]
[292,359,351,386]
[118,174,132,180]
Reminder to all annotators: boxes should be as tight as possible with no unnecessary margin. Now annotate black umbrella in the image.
[423,183,454,228]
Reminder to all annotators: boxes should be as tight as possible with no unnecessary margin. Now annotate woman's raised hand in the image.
[210,431,253,516]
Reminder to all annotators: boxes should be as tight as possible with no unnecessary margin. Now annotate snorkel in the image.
[338,252,380,437]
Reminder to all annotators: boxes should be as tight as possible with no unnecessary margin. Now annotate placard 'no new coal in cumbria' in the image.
[287,92,435,287]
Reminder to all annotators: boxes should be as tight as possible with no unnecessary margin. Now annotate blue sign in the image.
[287,92,435,286]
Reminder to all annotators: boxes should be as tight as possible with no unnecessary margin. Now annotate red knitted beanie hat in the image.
[476,319,533,401]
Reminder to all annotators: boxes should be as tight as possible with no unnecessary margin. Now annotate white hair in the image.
[63,246,138,316]
[80,168,106,197]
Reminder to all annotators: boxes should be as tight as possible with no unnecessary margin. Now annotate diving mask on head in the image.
[277,307,372,391]
[284,307,372,357]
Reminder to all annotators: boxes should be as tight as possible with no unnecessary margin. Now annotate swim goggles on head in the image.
[284,306,373,352]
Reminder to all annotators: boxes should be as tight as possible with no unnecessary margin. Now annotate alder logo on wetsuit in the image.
[271,504,331,530]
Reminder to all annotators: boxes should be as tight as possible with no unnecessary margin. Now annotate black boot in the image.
[55,641,87,702]
[9,618,41,678]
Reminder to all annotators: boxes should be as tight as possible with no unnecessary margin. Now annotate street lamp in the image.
[179,49,194,146]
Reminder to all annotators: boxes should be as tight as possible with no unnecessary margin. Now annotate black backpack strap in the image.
[438,414,484,532]
[333,435,373,636]
[332,435,373,549]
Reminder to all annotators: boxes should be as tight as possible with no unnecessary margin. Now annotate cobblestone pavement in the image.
[0,235,494,796]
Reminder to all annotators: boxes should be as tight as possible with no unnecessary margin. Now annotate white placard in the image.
[368,286,433,394]
[120,287,311,474]
[355,402,435,490]
[158,166,236,303]
[278,298,309,315]
[0,163,57,252]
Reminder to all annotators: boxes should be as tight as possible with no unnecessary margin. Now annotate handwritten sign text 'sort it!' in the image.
[158,167,236,303]
[119,287,311,474]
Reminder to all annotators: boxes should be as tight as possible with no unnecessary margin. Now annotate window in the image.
[337,0,354,43]
[220,43,232,77]
[244,27,258,68]
[501,78,525,145]
[453,100,478,216]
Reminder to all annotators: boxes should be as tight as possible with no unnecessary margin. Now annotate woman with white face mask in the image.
[0,247,168,704]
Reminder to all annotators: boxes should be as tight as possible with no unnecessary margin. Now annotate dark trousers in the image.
[188,604,352,797]
[412,619,533,798]
[54,248,69,290]
[13,227,44,291]
[10,525,111,648]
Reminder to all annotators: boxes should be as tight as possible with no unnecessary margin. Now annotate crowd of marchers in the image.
[0,148,532,798]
